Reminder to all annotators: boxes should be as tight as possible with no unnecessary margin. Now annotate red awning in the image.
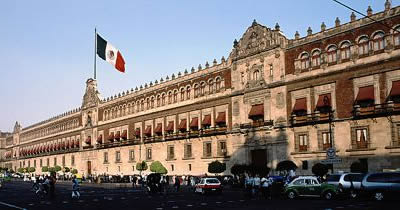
[115,131,121,140]
[85,136,91,144]
[135,128,141,137]
[144,125,152,136]
[121,130,127,139]
[293,98,307,112]
[75,139,79,147]
[249,104,264,118]
[154,123,163,134]
[70,140,75,148]
[108,132,114,141]
[316,93,331,108]
[66,140,70,148]
[201,115,211,126]
[215,112,226,124]
[356,86,374,101]
[389,80,400,97]
[165,121,174,132]
[97,135,103,143]
[190,117,198,128]
[178,119,187,130]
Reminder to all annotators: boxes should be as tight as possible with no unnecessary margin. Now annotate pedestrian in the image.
[244,174,253,198]
[174,176,180,192]
[49,172,57,200]
[261,175,269,199]
[132,176,137,188]
[71,175,80,199]
[253,174,261,197]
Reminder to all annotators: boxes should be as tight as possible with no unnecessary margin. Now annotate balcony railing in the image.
[290,111,332,127]
[96,139,140,149]
[352,101,400,119]
[239,120,274,129]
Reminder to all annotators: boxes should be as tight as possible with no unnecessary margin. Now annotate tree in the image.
[136,161,148,175]
[208,160,226,175]
[71,169,78,174]
[312,163,328,178]
[42,166,49,173]
[276,160,297,172]
[230,164,246,177]
[245,164,270,177]
[54,165,62,172]
[28,167,36,173]
[150,161,168,174]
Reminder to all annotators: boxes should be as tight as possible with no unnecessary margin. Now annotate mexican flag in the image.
[96,34,125,73]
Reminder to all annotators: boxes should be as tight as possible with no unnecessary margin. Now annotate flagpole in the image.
[94,27,97,80]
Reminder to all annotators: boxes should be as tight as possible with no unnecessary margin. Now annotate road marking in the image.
[216,202,222,204]
[172,206,179,209]
[186,204,193,207]
[201,203,207,206]
[93,198,99,202]
[156,208,163,210]
[62,201,69,204]
[0,201,27,210]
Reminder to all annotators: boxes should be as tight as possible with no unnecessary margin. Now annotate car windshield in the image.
[292,179,304,185]
[326,175,341,182]
[206,179,220,184]
[344,174,364,182]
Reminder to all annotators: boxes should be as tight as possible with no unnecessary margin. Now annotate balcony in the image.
[290,111,332,127]
[96,139,140,149]
[239,120,274,129]
[352,101,400,119]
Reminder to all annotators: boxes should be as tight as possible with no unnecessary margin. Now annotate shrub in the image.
[150,161,168,174]
[312,163,328,178]
[276,160,297,172]
[17,168,25,173]
[42,166,49,173]
[208,160,226,175]
[71,169,78,174]
[54,165,62,172]
[28,167,36,173]
[230,164,246,176]
[48,167,56,173]
[136,161,148,172]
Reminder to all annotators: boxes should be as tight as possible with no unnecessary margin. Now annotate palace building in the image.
[1,1,400,176]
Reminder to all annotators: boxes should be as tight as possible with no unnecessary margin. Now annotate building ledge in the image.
[385,145,400,149]
[290,151,314,155]
[165,158,177,161]
[182,157,195,160]
[345,148,377,152]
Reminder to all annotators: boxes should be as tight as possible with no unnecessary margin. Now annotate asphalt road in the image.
[0,181,398,210]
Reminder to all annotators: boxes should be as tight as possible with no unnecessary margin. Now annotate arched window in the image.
[136,101,140,112]
[122,105,126,116]
[168,92,172,104]
[140,100,144,111]
[208,79,214,94]
[150,97,154,108]
[394,27,400,46]
[358,36,369,55]
[373,32,385,51]
[253,70,259,80]
[180,88,185,101]
[157,95,161,107]
[200,82,205,95]
[173,90,178,103]
[215,78,221,91]
[146,98,150,109]
[300,52,309,69]
[340,41,351,60]
[186,86,191,99]
[311,50,321,67]
[161,94,166,106]
[327,45,337,63]
[194,84,199,97]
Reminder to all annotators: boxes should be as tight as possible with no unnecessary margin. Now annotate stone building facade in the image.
[1,1,400,176]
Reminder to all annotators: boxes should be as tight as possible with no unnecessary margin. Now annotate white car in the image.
[194,177,222,195]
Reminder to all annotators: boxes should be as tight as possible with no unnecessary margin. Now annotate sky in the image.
[0,0,396,132]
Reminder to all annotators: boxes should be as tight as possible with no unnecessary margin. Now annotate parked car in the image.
[360,172,400,201]
[195,177,222,195]
[326,173,365,198]
[284,176,338,200]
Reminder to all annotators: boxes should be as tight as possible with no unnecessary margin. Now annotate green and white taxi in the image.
[284,176,338,200]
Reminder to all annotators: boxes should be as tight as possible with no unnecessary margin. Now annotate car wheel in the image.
[374,192,384,201]
[324,191,334,200]
[287,190,296,199]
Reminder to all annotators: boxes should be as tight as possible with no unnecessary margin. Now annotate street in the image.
[0,181,398,210]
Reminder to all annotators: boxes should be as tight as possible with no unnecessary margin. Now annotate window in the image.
[296,134,308,152]
[184,144,192,158]
[340,42,351,60]
[146,98,150,109]
[129,150,135,161]
[204,142,212,157]
[189,164,192,171]
[132,166,135,171]
[104,152,109,163]
[394,27,400,46]
[180,88,185,101]
[373,32,385,51]
[322,132,332,150]
[253,70,259,80]
[34,160,36,168]
[219,141,227,156]
[47,158,49,167]
[161,94,166,106]
[200,82,206,95]
[311,50,321,67]
[71,155,75,166]
[157,95,161,107]
[302,160,308,170]
[186,86,191,99]
[173,90,178,103]
[356,128,368,149]
[194,84,199,97]
[140,100,144,111]
[116,151,121,162]
[54,157,57,166]
[171,164,174,172]
[62,156,65,167]
[269,64,273,77]
[215,78,221,91]
[208,80,214,93]
[168,92,172,104]
[358,37,369,55]
[168,146,175,160]
[146,148,152,160]
[327,45,337,63]
[300,53,309,69]
[150,97,154,108]
[293,179,304,185]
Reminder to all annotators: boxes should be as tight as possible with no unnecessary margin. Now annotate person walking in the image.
[71,176,80,199]
[132,176,137,188]
[49,172,57,200]
[261,175,269,199]
[253,174,261,198]
[174,176,180,192]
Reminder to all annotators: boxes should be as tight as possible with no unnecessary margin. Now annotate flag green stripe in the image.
[96,34,107,60]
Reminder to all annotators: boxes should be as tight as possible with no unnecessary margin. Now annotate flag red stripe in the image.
[115,51,125,73]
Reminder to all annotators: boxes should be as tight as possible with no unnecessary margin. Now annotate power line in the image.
[332,0,400,33]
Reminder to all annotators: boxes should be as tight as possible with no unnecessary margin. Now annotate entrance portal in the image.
[251,149,267,167]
